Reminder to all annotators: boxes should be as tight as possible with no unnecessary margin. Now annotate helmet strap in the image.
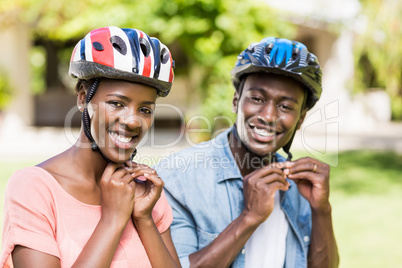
[129,148,137,162]
[282,132,295,162]
[81,79,112,163]
[283,89,309,161]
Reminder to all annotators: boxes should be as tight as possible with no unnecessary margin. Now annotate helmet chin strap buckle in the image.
[91,142,98,151]
[129,148,137,162]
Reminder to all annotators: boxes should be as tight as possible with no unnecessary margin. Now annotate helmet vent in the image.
[309,55,318,65]
[110,36,127,55]
[246,45,255,53]
[292,47,300,60]
[160,48,170,64]
[306,53,311,63]
[265,43,274,54]
[139,37,151,57]
[92,42,104,51]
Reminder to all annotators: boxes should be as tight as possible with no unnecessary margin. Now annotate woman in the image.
[0,26,180,268]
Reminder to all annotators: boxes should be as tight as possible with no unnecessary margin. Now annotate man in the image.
[155,37,339,268]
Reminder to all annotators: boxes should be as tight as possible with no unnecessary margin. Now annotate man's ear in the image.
[232,91,239,113]
[296,108,308,130]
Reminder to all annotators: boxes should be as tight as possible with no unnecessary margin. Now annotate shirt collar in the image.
[213,127,243,183]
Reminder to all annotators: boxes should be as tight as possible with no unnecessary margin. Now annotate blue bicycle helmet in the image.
[231,37,323,160]
[231,37,322,109]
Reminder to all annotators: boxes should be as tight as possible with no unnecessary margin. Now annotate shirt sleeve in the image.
[155,166,197,268]
[1,168,60,267]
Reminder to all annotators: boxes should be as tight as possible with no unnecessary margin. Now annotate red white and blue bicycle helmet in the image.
[69,26,174,97]
[231,37,323,160]
[69,26,175,162]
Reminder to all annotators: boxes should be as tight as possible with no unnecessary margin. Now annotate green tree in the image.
[0,69,12,111]
[151,0,295,133]
[1,0,295,131]
[354,0,402,120]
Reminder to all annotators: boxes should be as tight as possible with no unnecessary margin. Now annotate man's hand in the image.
[242,164,290,224]
[284,157,331,212]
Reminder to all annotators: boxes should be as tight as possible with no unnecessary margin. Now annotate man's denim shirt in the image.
[155,127,312,268]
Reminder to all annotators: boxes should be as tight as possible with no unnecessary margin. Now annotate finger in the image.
[125,174,137,192]
[142,172,164,188]
[285,160,320,174]
[274,180,292,192]
[245,167,287,186]
[125,162,150,172]
[129,167,156,178]
[108,170,131,187]
[125,160,135,168]
[125,162,152,171]
[287,172,326,186]
[111,166,131,180]
[274,162,285,170]
[261,180,291,194]
[248,172,290,189]
[250,165,286,179]
[287,171,314,179]
[284,157,314,168]
[108,173,136,195]
[120,173,135,185]
[102,162,124,181]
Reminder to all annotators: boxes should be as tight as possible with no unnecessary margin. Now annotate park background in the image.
[0,0,402,267]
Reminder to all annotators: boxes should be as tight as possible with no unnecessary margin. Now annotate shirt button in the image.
[303,236,310,243]
[241,248,245,254]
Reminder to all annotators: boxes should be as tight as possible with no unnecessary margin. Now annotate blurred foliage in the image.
[329,150,402,195]
[354,0,402,120]
[0,0,295,130]
[151,1,295,131]
[0,68,12,111]
[29,46,46,95]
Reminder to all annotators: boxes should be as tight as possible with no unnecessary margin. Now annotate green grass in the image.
[327,150,402,268]
[291,149,402,267]
[1,151,402,267]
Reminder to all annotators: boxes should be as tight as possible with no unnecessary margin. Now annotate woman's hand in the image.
[125,162,164,221]
[100,163,136,227]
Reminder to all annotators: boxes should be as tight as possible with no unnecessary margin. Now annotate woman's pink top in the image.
[1,167,173,268]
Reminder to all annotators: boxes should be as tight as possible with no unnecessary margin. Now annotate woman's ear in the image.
[232,91,239,113]
[77,87,87,112]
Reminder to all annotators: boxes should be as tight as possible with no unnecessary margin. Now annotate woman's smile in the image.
[108,130,138,150]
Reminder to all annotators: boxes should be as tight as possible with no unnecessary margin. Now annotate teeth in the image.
[110,132,132,143]
[253,127,275,137]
